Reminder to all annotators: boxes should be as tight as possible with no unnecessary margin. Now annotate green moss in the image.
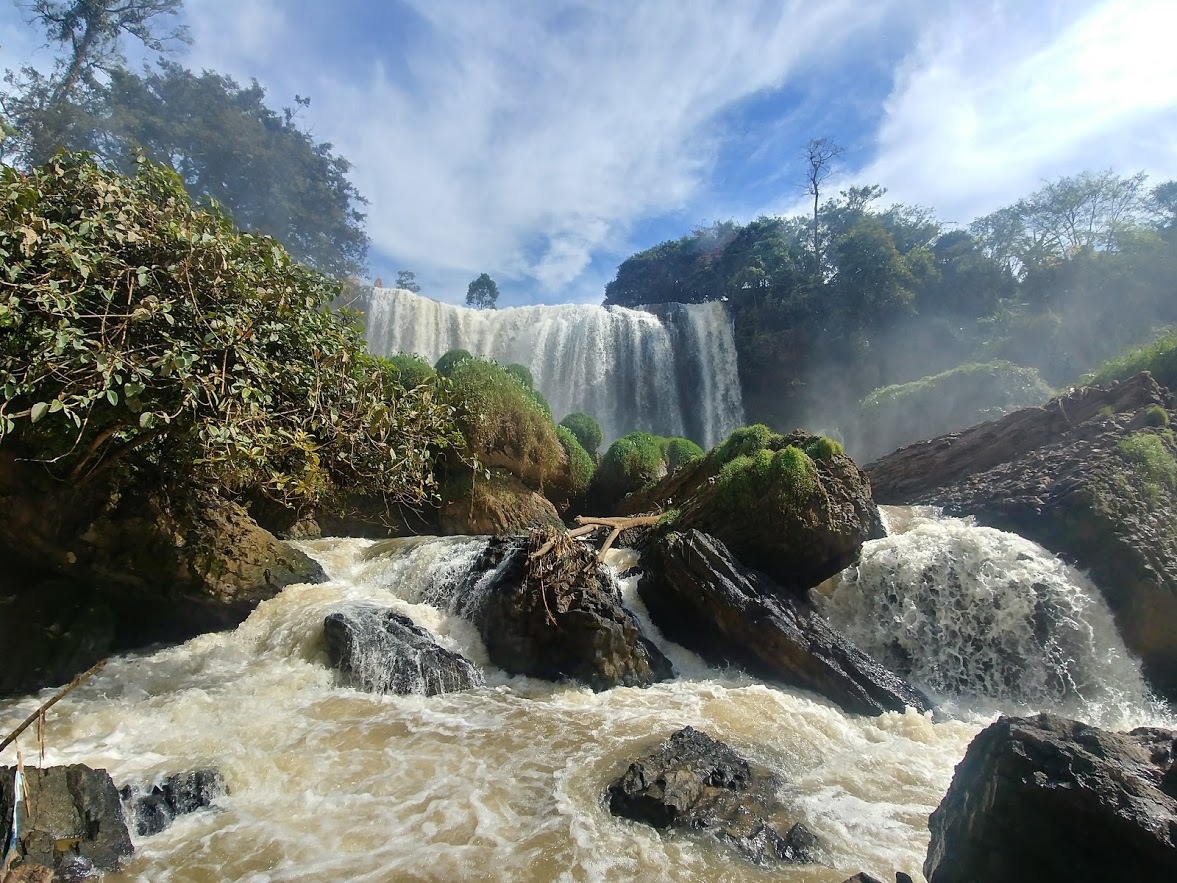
[1116,431,1177,500]
[772,445,819,505]
[716,449,774,507]
[383,353,435,389]
[803,435,843,461]
[664,437,704,471]
[435,348,474,376]
[656,506,682,529]
[559,412,603,458]
[1087,327,1177,391]
[714,424,782,465]
[714,444,819,516]
[1144,404,1170,428]
[555,424,595,498]
[599,431,666,492]
[505,363,534,389]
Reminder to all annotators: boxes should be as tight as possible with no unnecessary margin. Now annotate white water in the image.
[363,288,744,447]
[1,516,1171,882]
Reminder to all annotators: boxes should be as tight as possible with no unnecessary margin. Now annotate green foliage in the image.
[0,153,459,509]
[435,349,474,376]
[803,436,843,460]
[1116,431,1177,500]
[664,436,704,471]
[466,272,499,310]
[715,445,818,513]
[554,424,594,499]
[558,411,603,458]
[714,424,781,466]
[1144,404,1170,428]
[445,356,562,490]
[505,363,534,389]
[394,270,421,293]
[384,354,435,389]
[599,431,666,492]
[1087,327,1177,391]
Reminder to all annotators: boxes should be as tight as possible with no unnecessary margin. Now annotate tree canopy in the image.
[466,273,499,309]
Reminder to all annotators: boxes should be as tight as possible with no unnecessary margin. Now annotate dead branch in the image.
[528,514,661,562]
[0,660,106,756]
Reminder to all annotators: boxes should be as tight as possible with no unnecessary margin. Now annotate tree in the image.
[2,0,189,166]
[466,273,499,309]
[95,63,369,278]
[803,137,843,274]
[395,270,421,292]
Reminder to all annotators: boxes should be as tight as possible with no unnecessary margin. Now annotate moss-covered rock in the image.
[623,426,884,594]
[438,468,563,535]
[559,412,604,460]
[549,425,595,506]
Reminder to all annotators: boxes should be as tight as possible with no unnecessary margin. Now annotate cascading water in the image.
[0,515,1171,882]
[362,287,745,447]
[813,508,1160,721]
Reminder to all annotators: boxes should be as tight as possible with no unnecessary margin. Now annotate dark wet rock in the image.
[924,713,1177,882]
[639,530,930,716]
[117,768,226,837]
[452,528,672,690]
[0,451,325,698]
[867,372,1177,700]
[0,764,133,874]
[622,429,884,594]
[841,873,914,883]
[607,726,818,864]
[323,603,483,695]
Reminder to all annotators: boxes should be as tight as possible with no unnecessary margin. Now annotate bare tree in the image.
[803,137,844,273]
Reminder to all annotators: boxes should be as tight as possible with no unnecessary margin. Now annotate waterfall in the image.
[813,510,1158,721]
[362,287,745,448]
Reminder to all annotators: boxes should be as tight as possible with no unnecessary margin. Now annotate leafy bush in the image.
[1087,327,1177,391]
[803,435,844,460]
[446,356,562,490]
[385,353,436,389]
[0,153,460,509]
[853,361,1053,462]
[559,411,603,459]
[1144,404,1170,428]
[1117,431,1177,499]
[664,436,704,471]
[554,424,595,499]
[505,363,534,389]
[435,348,474,376]
[598,431,666,493]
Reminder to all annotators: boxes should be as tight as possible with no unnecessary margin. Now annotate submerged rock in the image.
[452,528,672,690]
[118,768,227,837]
[924,713,1177,882]
[867,372,1177,700]
[622,428,883,594]
[607,726,818,865]
[0,764,133,874]
[323,603,483,696]
[639,530,929,716]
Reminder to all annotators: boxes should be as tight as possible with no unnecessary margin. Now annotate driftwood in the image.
[529,515,661,562]
[0,660,106,757]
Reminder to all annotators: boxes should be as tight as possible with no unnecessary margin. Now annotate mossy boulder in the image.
[623,425,884,594]
[559,412,603,460]
[438,468,562,535]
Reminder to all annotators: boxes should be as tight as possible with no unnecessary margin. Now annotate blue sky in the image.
[3,0,1176,307]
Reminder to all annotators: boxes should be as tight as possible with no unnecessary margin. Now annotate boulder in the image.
[622,428,883,594]
[0,765,133,874]
[450,528,672,690]
[0,452,325,697]
[924,713,1177,882]
[639,530,929,716]
[438,468,563,536]
[118,768,227,837]
[2,863,54,883]
[323,603,483,695]
[840,875,914,883]
[607,726,818,864]
[866,372,1177,699]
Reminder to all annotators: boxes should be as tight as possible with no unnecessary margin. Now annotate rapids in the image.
[0,513,1171,882]
[362,287,744,448]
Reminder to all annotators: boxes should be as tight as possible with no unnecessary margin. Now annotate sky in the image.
[3,0,1176,307]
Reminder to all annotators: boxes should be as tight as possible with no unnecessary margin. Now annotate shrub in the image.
[553,424,595,499]
[385,353,436,389]
[1087,327,1177,391]
[664,436,704,471]
[1117,431,1177,499]
[599,431,666,493]
[1144,404,1171,428]
[0,153,461,509]
[505,363,534,389]
[446,356,562,490]
[803,435,843,461]
[435,348,474,376]
[714,424,781,466]
[559,412,604,459]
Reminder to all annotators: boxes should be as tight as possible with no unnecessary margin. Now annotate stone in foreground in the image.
[607,726,818,865]
[924,713,1177,882]
[118,768,227,837]
[324,603,483,696]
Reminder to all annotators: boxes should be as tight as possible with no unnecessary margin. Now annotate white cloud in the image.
[852,0,1177,225]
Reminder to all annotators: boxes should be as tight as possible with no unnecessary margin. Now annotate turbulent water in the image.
[363,287,744,448]
[0,513,1171,882]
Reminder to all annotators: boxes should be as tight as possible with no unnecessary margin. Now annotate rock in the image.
[0,453,325,697]
[323,603,483,695]
[439,468,563,536]
[867,373,1177,699]
[118,768,227,837]
[622,428,883,594]
[924,713,1177,882]
[841,874,914,883]
[607,726,818,864]
[451,528,672,690]
[639,530,930,716]
[0,765,133,874]
[2,863,54,883]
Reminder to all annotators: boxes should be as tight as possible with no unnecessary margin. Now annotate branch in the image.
[529,514,661,562]
[0,659,106,756]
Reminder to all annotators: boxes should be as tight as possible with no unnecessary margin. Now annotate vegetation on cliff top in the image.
[0,153,460,510]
